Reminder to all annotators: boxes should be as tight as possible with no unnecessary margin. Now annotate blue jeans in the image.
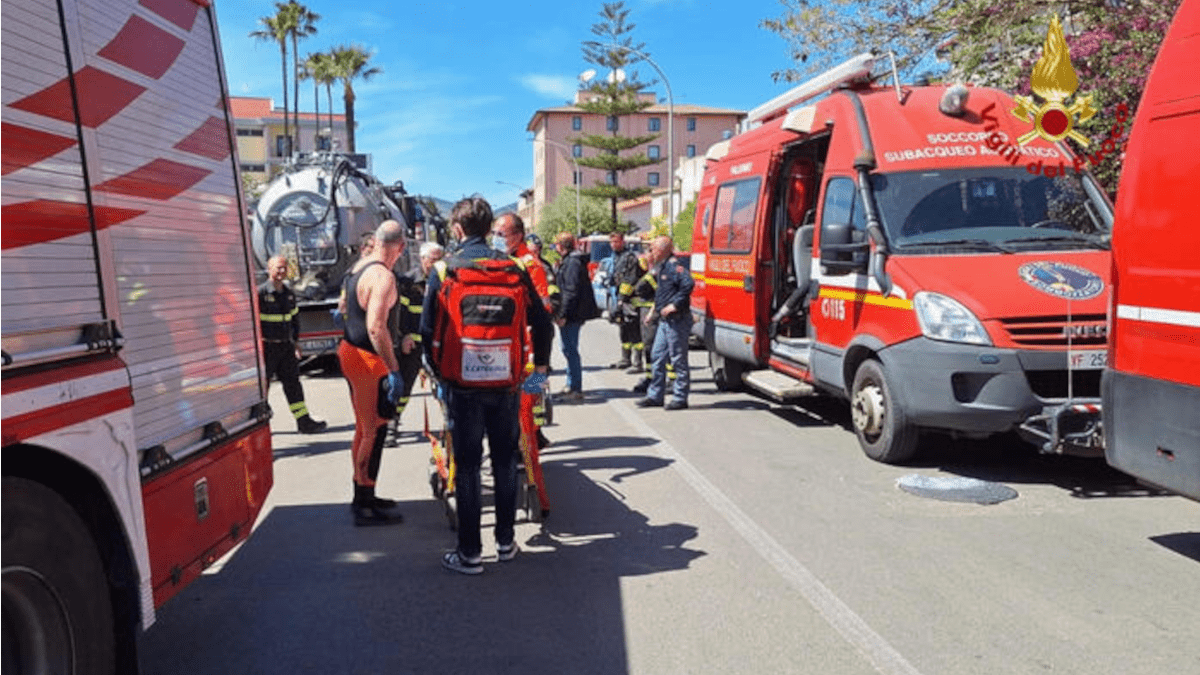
[447,387,520,558]
[646,313,691,403]
[559,321,583,392]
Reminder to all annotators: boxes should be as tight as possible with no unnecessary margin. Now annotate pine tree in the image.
[576,2,661,232]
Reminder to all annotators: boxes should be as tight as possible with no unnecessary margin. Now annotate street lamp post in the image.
[495,180,534,230]
[530,137,582,236]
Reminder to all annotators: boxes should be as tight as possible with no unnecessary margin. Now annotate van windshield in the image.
[870,167,1112,252]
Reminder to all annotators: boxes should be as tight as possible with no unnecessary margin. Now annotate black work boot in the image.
[632,378,650,394]
[612,347,632,370]
[297,414,327,434]
[626,351,643,374]
[351,483,403,526]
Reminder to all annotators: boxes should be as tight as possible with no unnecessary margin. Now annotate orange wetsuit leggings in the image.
[338,340,390,485]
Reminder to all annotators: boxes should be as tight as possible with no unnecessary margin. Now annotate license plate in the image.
[299,337,338,355]
[1068,349,1107,369]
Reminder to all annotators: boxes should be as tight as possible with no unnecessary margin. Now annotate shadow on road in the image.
[1149,532,1200,563]
[141,447,703,675]
[910,432,1171,499]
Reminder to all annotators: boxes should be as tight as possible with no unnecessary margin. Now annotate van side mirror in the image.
[820,222,869,275]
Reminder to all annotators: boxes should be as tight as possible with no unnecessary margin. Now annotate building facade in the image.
[229,96,349,183]
[526,90,744,232]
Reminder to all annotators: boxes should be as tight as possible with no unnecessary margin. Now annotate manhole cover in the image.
[896,474,1018,505]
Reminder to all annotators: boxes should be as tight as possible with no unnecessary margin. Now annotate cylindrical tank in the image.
[250,154,416,301]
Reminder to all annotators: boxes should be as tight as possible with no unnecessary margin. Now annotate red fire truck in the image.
[3,0,273,671]
[1103,0,1199,500]
[691,54,1114,463]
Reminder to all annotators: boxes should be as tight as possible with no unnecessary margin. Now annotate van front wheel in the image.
[850,359,919,464]
[709,351,745,392]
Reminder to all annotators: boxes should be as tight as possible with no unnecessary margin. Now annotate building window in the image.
[648,145,660,160]
[606,171,616,185]
[572,115,582,131]
[240,163,266,173]
[275,135,292,157]
[236,128,264,137]
[687,117,697,132]
[687,144,696,158]
[572,143,582,158]
[606,116,618,131]
[648,117,661,132]
[573,170,583,185]
[317,136,332,151]
[648,172,660,187]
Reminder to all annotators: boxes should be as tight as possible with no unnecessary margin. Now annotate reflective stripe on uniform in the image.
[289,401,309,419]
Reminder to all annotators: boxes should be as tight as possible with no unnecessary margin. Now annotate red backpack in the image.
[431,257,529,389]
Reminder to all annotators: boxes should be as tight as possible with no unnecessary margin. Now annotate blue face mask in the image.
[491,235,509,252]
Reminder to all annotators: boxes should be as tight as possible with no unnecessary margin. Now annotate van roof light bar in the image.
[743,53,876,129]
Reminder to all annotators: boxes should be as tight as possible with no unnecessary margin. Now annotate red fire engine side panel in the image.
[142,424,272,607]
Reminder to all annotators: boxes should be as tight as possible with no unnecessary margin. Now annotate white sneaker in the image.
[441,550,483,575]
[497,541,519,562]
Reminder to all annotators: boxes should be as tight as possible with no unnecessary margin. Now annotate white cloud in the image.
[517,74,577,100]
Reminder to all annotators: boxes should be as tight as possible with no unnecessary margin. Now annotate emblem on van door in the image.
[1018,261,1103,300]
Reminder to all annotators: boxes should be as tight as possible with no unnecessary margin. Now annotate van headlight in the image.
[913,292,992,345]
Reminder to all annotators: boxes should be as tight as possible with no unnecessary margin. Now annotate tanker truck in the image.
[249,153,427,358]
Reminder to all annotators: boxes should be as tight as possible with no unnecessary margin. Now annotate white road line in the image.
[610,398,924,675]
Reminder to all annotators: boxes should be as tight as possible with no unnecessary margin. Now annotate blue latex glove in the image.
[386,371,405,404]
[521,370,548,394]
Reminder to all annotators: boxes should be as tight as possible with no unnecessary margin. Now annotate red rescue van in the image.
[691,54,1114,463]
[1103,0,1200,500]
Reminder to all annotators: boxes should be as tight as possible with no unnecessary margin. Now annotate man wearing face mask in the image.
[492,214,554,451]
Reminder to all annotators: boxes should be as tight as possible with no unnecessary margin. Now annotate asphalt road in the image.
[140,321,1199,675]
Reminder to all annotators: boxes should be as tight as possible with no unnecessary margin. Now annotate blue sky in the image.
[215,0,801,207]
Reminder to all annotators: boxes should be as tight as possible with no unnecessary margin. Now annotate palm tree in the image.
[329,45,382,154]
[280,2,319,153]
[249,11,291,157]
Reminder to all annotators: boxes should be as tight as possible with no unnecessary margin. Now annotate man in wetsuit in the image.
[338,220,407,526]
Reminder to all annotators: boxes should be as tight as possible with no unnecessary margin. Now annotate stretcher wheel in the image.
[523,483,545,523]
[541,394,554,426]
[428,463,442,499]
[444,495,457,531]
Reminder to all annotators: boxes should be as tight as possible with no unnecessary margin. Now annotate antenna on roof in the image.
[742,53,876,130]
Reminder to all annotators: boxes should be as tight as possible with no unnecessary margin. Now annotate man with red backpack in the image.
[421,197,553,575]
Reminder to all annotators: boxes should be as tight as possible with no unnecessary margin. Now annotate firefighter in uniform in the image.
[259,255,327,434]
[493,214,555,450]
[609,232,642,372]
[636,236,693,410]
[631,249,673,393]
[385,242,444,446]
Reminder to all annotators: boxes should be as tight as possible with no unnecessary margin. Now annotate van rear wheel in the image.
[709,351,745,392]
[850,359,919,464]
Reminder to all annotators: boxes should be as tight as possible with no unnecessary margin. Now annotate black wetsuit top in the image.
[343,261,400,354]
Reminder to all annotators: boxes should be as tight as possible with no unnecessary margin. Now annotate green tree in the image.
[536,188,612,241]
[279,2,319,152]
[250,9,292,156]
[673,198,695,250]
[301,51,337,150]
[760,0,1182,197]
[329,45,383,154]
[576,2,661,228]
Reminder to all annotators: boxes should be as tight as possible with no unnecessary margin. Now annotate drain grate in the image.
[896,474,1018,505]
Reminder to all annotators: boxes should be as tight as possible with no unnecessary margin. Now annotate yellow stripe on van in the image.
[820,287,913,310]
[702,276,745,288]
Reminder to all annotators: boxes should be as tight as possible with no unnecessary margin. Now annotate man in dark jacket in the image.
[421,197,553,575]
[552,232,596,401]
[636,236,694,411]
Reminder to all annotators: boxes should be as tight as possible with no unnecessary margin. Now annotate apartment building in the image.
[229,96,349,183]
[526,90,744,230]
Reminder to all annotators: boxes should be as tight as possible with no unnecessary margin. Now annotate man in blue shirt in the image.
[636,236,693,411]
